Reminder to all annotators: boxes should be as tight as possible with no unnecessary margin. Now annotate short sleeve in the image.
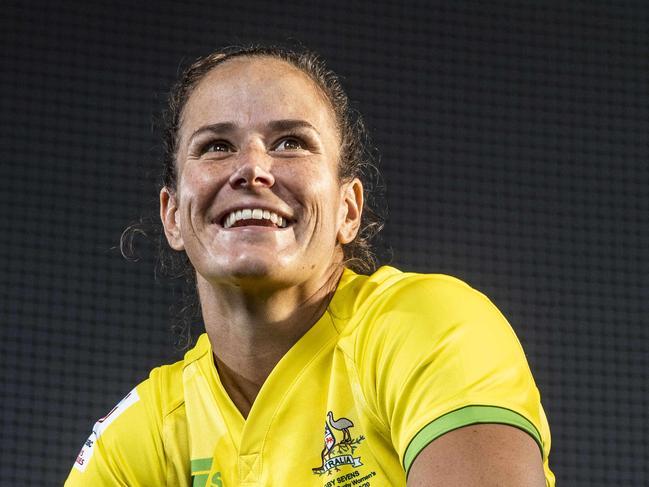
[64,377,167,486]
[353,274,551,477]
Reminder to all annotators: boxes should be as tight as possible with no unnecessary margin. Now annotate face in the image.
[160,57,363,291]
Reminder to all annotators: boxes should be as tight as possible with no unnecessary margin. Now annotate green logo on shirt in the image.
[191,458,223,487]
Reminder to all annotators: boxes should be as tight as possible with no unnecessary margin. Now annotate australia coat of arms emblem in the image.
[312,411,365,476]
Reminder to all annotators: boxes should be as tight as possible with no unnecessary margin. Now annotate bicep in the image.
[406,424,546,487]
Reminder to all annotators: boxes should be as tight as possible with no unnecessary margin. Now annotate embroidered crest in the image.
[312,411,365,476]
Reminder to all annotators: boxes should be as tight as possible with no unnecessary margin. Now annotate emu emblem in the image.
[312,411,365,475]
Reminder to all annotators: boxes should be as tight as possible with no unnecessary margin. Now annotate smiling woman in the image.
[157,46,384,349]
[65,45,554,487]
[162,47,382,273]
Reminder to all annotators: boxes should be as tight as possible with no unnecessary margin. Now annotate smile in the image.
[222,208,289,229]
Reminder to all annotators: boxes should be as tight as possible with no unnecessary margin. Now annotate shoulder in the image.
[142,333,213,419]
[70,358,185,466]
[337,268,550,477]
[338,266,533,405]
[341,266,514,348]
[66,349,194,485]
[145,356,186,419]
[339,265,488,313]
[103,355,186,435]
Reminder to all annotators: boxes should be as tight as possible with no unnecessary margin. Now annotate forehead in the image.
[180,56,336,135]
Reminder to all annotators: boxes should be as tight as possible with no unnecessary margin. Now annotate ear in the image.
[159,186,185,251]
[337,178,364,244]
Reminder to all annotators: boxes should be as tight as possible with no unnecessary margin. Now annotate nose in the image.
[228,151,275,189]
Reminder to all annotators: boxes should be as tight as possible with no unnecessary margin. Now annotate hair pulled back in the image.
[125,44,385,349]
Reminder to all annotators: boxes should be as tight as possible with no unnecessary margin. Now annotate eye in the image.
[273,137,304,152]
[202,140,234,154]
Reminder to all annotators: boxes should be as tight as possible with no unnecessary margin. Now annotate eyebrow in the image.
[268,119,320,135]
[187,119,320,146]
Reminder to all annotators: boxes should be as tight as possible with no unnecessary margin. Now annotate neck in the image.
[196,264,343,417]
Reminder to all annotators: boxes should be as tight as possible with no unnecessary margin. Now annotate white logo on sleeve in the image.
[73,387,140,472]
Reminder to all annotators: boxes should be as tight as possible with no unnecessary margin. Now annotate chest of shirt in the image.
[182,343,405,487]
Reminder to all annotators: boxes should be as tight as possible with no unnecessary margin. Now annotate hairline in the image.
[172,54,345,182]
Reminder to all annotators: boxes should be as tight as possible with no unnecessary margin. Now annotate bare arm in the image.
[407,424,546,487]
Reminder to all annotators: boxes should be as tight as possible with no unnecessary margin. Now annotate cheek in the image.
[181,163,215,193]
[177,164,224,215]
[300,171,340,212]
[309,176,345,230]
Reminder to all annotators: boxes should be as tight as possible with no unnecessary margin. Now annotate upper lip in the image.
[213,204,294,227]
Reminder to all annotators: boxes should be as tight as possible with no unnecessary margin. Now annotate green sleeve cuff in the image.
[403,405,543,475]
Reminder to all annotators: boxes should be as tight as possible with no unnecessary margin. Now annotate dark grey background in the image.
[2,1,647,485]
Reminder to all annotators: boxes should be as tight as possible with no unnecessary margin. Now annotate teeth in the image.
[222,208,289,229]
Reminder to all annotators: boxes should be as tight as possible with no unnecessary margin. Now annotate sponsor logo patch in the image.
[73,387,140,472]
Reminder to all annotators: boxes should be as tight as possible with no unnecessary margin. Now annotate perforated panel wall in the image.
[2,1,647,484]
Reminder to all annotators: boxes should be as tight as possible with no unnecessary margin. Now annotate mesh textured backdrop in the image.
[2,1,647,485]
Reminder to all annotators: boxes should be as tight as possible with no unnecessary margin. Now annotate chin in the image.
[204,256,296,287]
[228,263,278,280]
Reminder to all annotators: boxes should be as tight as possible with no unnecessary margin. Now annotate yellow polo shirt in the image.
[66,266,554,486]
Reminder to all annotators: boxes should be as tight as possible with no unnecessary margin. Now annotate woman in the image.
[66,45,554,486]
